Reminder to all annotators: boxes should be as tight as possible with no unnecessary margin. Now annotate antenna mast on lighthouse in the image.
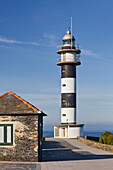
[71,16,72,49]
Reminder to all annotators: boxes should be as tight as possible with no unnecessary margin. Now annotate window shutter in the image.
[7,126,11,143]
[0,126,4,143]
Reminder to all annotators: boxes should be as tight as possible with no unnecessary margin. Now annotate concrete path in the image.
[41,138,113,170]
[0,162,41,170]
[0,138,113,170]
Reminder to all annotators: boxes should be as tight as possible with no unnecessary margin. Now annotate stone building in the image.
[0,91,46,162]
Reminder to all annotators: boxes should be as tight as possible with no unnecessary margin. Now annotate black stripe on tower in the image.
[61,93,76,108]
[61,65,76,78]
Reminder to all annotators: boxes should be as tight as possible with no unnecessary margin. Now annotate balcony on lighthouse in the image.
[57,29,81,66]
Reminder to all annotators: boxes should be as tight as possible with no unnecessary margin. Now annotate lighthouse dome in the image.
[62,29,75,46]
[62,29,75,41]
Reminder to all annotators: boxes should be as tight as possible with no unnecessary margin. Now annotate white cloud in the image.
[43,33,57,47]
[82,49,104,60]
[0,37,22,44]
[0,36,41,46]
[43,33,56,40]
[0,36,106,61]
[0,34,57,47]
[28,42,40,46]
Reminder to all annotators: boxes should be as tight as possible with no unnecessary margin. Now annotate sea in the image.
[43,124,113,137]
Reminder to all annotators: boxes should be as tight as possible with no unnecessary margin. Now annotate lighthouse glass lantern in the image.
[54,28,84,138]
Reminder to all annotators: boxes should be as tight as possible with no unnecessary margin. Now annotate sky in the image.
[0,0,113,131]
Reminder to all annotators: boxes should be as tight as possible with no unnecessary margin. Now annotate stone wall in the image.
[77,137,113,152]
[0,115,39,162]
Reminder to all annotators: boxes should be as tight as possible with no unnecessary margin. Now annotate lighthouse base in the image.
[54,124,84,138]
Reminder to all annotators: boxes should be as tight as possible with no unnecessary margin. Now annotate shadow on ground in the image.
[42,139,113,162]
[42,139,80,150]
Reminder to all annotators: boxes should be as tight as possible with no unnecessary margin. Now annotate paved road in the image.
[0,138,113,170]
[41,138,113,170]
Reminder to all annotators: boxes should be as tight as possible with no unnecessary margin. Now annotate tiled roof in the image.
[0,91,46,116]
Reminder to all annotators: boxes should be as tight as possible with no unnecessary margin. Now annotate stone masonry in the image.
[0,91,46,162]
[77,137,113,152]
[0,115,39,162]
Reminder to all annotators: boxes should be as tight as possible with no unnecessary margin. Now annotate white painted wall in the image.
[68,126,84,138]
[61,78,76,93]
[54,126,84,138]
[61,108,76,124]
[61,52,76,62]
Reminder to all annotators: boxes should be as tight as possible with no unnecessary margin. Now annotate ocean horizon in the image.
[43,124,113,137]
[43,130,113,137]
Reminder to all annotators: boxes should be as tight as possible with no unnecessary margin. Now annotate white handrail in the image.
[57,54,80,63]
[57,44,80,51]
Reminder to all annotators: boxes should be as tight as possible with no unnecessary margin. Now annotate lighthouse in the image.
[54,28,84,138]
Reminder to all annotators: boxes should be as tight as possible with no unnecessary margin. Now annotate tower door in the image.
[62,128,65,137]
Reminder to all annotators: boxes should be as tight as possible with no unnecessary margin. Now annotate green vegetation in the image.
[99,131,113,145]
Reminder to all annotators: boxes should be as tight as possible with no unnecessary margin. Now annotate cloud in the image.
[0,36,41,46]
[43,33,56,40]
[82,49,104,60]
[0,37,22,44]
[1,36,105,60]
[43,33,57,47]
[0,33,57,48]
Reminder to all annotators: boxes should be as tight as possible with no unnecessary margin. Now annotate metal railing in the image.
[57,54,81,64]
[57,44,80,51]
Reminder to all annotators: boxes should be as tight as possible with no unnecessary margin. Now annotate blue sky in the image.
[0,0,113,131]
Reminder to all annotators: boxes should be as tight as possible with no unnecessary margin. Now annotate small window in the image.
[62,69,65,73]
[63,40,71,45]
[62,114,66,116]
[62,84,66,87]
[0,124,13,146]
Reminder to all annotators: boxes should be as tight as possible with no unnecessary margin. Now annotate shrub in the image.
[99,134,104,144]
[107,135,113,145]
[99,131,113,145]
[103,131,112,136]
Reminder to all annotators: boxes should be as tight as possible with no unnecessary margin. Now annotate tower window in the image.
[63,40,71,45]
[63,39,75,46]
[62,84,66,87]
[62,114,66,116]
[62,99,66,102]
[62,69,65,73]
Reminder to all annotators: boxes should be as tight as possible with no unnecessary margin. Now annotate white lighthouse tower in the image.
[54,27,84,138]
